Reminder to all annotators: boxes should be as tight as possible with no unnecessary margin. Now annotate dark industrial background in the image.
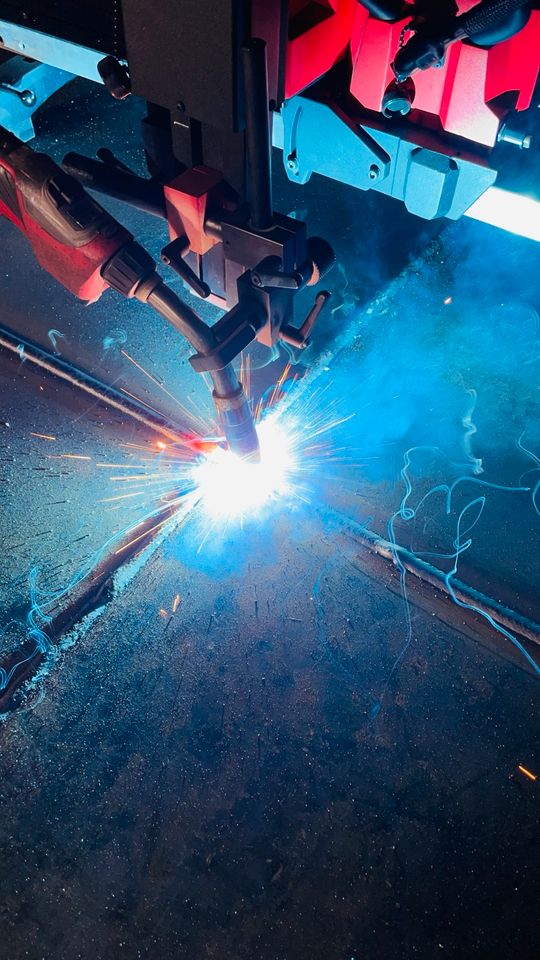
[0,79,539,960]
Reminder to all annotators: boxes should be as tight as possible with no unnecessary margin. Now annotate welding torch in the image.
[0,127,259,460]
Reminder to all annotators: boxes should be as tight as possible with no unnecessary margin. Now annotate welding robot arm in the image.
[0,28,337,463]
[0,126,260,459]
[1,0,536,455]
[0,0,538,245]
[57,38,336,386]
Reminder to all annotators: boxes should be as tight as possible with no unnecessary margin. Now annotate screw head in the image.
[286,151,299,176]
[21,89,36,107]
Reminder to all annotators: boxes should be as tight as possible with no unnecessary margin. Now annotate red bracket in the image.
[164,166,227,256]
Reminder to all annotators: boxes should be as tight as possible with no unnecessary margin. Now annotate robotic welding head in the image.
[213,388,261,463]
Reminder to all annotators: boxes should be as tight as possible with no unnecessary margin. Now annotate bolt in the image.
[286,151,299,176]
[368,164,381,181]
[0,83,36,106]
[20,89,36,107]
[497,123,531,150]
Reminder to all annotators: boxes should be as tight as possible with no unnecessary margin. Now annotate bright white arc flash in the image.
[191,416,295,518]
[465,187,540,243]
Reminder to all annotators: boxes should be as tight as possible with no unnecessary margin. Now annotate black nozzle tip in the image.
[214,388,260,462]
[227,414,261,462]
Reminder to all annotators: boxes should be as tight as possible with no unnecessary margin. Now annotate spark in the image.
[121,348,164,388]
[114,515,176,555]
[190,389,352,520]
[517,764,537,782]
[48,453,92,461]
[465,186,540,242]
[109,473,165,482]
[2,361,356,697]
[120,441,159,451]
[98,492,146,503]
[96,463,150,469]
[268,362,292,409]
[30,432,56,441]
[191,416,294,519]
[119,386,166,418]
[239,352,251,401]
[121,348,210,435]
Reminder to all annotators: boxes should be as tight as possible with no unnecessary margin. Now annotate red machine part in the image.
[349,2,540,147]
[284,0,357,99]
[164,166,227,256]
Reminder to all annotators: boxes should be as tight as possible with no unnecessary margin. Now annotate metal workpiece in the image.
[0,323,181,442]
[277,97,498,220]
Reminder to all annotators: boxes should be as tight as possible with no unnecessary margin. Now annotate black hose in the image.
[357,0,408,21]
[458,0,531,36]
[144,282,260,460]
[63,152,167,219]
[144,282,238,397]
[393,0,532,80]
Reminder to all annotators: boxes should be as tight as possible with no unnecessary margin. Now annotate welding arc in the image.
[328,511,540,652]
[0,324,181,443]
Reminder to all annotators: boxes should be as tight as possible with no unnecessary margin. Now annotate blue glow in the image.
[191,416,296,519]
[465,187,540,243]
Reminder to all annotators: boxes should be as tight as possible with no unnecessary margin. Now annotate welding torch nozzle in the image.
[213,387,260,462]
